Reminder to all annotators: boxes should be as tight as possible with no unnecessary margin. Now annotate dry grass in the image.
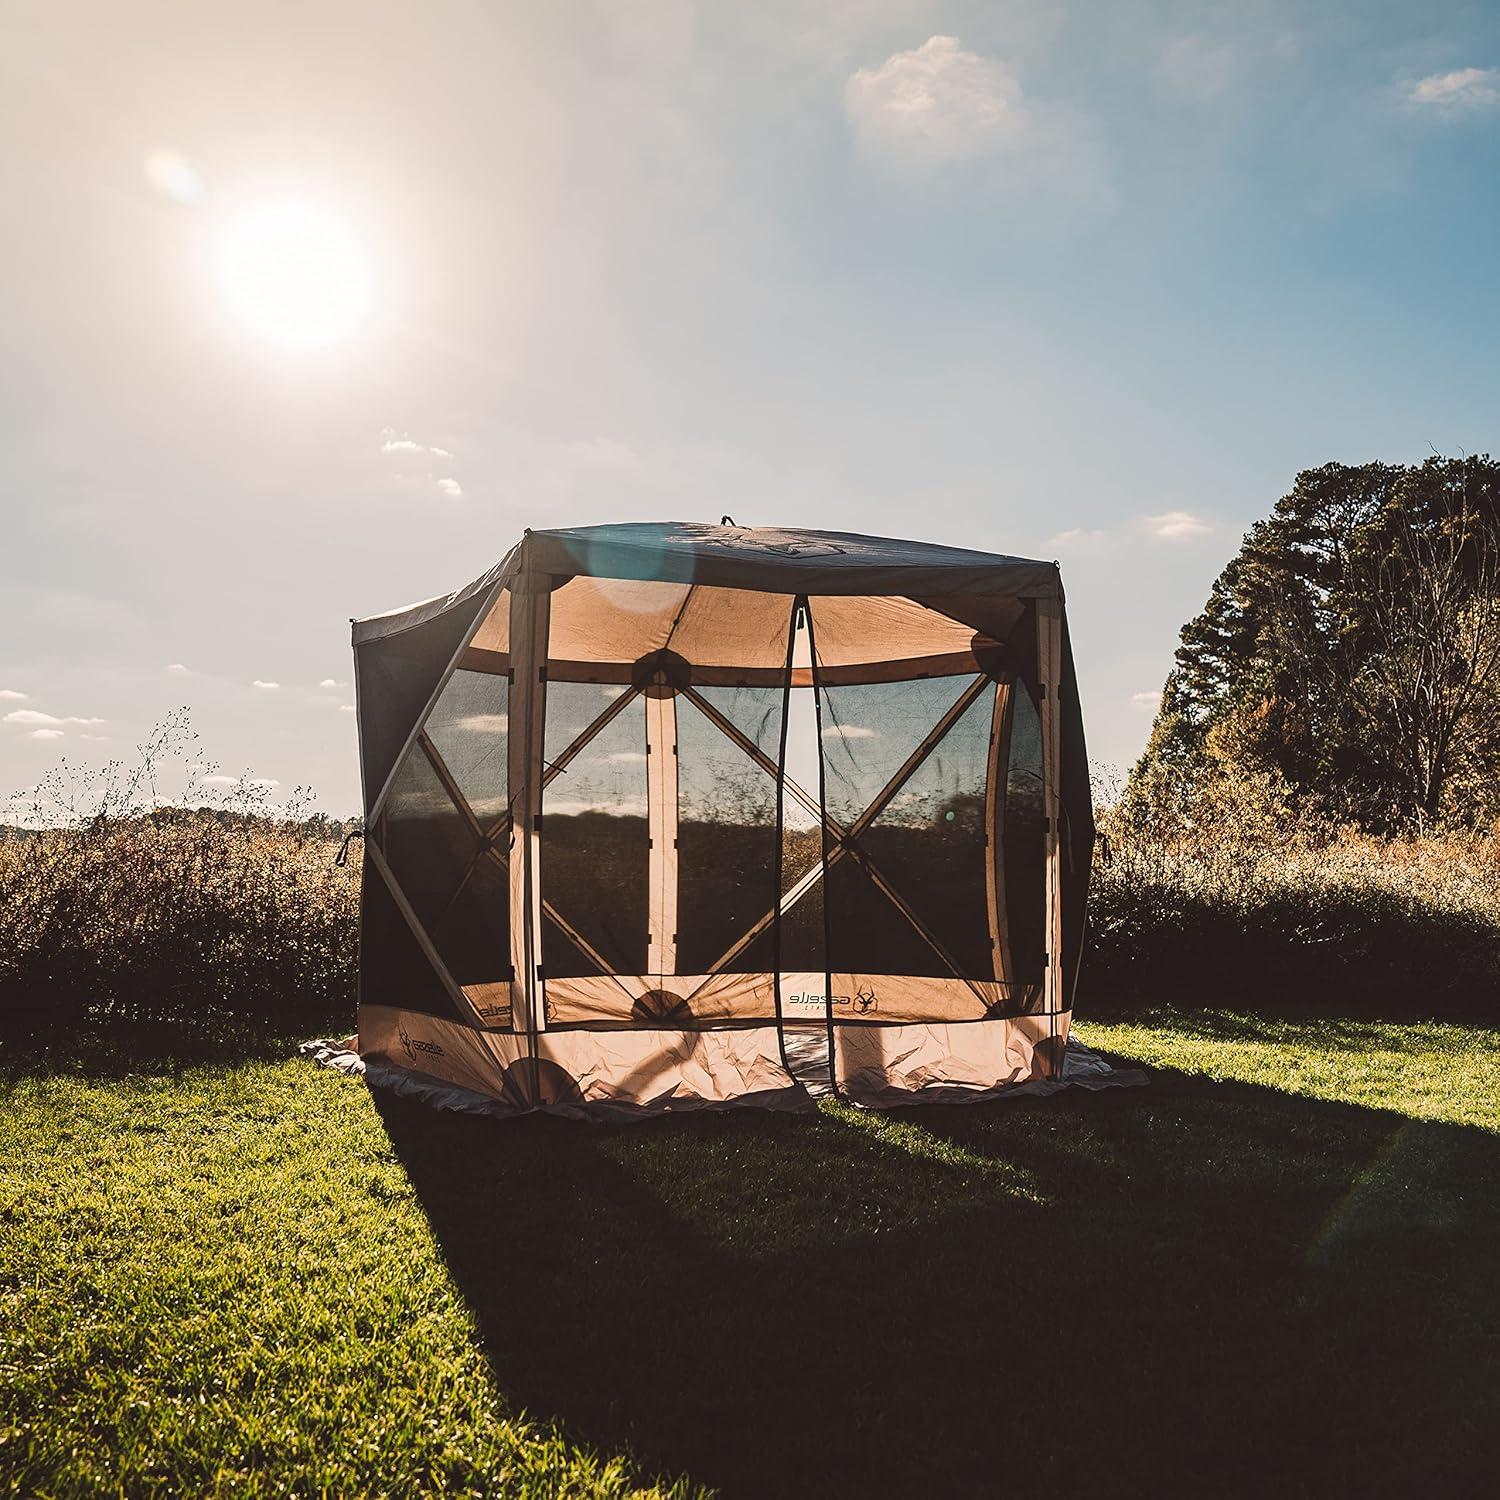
[1089,787,1500,1019]
[0,811,358,1043]
[0,719,358,1049]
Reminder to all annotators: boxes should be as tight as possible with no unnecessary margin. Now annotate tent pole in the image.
[1038,597,1065,1079]
[985,677,1015,990]
[645,685,679,983]
[507,578,551,1074]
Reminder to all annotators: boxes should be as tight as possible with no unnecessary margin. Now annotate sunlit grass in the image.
[4,1010,1499,1496]
[1080,1010,1500,1131]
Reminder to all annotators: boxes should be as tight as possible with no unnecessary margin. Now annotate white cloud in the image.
[5,709,105,727]
[318,678,340,688]
[166,663,190,674]
[1409,67,1499,110]
[1155,35,1236,103]
[381,430,453,459]
[1047,527,1110,551]
[81,734,111,742]
[435,477,464,498]
[1142,511,1211,541]
[252,680,280,690]
[201,774,280,791]
[846,36,1028,164]
[339,704,356,713]
[455,713,507,734]
[0,689,28,700]
[1131,690,1162,712]
[822,723,878,739]
[27,728,64,741]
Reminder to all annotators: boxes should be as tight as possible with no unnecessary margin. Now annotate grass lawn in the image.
[3,1009,1498,1498]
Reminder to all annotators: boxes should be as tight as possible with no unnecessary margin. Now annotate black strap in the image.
[335,828,364,867]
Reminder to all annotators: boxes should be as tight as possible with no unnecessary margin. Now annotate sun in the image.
[214,202,373,352]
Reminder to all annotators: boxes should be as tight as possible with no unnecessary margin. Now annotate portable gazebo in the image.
[351,522,1092,1117]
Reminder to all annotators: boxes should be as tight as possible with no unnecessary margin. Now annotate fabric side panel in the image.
[545,971,778,1026]
[358,1004,526,1101]
[535,1026,796,1108]
[834,1015,1064,1103]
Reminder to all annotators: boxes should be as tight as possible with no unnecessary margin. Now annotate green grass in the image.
[3,1011,1499,1498]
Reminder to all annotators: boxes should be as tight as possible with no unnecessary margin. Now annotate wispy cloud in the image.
[5,709,105,727]
[435,477,464,498]
[1409,67,1499,110]
[1131,690,1162,712]
[381,429,452,459]
[339,704,356,713]
[318,678,341,689]
[846,36,1028,165]
[0,689,29,701]
[252,680,280,690]
[28,728,64,741]
[1142,510,1212,541]
[1047,527,1109,551]
[823,723,878,740]
[201,774,280,791]
[166,663,190,674]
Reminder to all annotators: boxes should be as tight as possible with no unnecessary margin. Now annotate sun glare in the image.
[214,202,373,352]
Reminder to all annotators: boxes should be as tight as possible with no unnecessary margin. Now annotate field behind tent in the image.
[3,808,1500,1496]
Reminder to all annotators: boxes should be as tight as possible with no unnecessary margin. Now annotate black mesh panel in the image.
[381,747,479,934]
[541,684,648,978]
[377,740,510,993]
[359,859,463,1020]
[428,852,511,988]
[818,674,994,981]
[355,586,499,812]
[858,686,994,977]
[675,689,782,975]
[424,667,509,828]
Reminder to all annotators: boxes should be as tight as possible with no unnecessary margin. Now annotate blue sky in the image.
[2,0,1498,815]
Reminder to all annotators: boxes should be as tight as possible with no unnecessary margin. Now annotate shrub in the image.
[0,717,359,1046]
[1088,773,1500,1021]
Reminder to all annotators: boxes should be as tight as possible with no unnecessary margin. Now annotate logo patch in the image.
[398,1025,446,1064]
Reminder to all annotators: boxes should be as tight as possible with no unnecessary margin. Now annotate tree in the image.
[1128,456,1500,832]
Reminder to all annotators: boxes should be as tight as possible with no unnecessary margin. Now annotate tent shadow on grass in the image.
[374,1063,1500,1499]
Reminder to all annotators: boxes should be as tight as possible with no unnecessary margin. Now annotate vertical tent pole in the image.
[1038,595,1065,1078]
[645,686,679,982]
[984,677,1015,988]
[508,577,551,1046]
